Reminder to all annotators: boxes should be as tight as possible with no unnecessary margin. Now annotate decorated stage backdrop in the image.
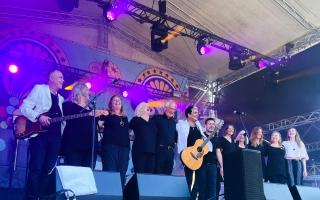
[0,27,188,187]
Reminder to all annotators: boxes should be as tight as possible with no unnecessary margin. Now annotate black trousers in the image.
[155,145,174,175]
[64,149,97,168]
[101,144,129,188]
[132,151,156,173]
[184,166,206,200]
[26,134,61,200]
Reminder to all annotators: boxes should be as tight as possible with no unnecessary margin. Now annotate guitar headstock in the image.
[213,117,224,134]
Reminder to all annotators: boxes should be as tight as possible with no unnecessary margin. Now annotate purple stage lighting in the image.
[257,59,267,69]
[85,82,92,89]
[8,64,18,74]
[106,10,116,21]
[199,46,210,55]
[122,90,128,98]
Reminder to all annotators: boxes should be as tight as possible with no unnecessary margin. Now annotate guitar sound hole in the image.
[197,147,203,153]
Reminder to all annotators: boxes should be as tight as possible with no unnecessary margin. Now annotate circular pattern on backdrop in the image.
[135,67,180,92]
[135,67,180,114]
[0,28,70,129]
[0,28,69,66]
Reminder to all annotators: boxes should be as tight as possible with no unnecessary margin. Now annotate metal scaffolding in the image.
[265,110,320,151]
[265,110,320,132]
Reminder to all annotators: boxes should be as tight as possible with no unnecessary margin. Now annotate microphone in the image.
[233,110,246,115]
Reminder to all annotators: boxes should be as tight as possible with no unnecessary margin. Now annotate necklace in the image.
[119,116,125,127]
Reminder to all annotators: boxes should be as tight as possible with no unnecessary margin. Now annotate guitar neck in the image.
[200,133,216,149]
[49,112,91,123]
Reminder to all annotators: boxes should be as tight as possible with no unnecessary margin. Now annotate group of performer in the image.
[18,69,309,200]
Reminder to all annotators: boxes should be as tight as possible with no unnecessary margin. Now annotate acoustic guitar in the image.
[14,110,108,139]
[181,119,224,170]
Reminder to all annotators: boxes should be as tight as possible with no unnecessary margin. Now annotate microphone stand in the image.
[81,89,106,170]
[238,113,249,145]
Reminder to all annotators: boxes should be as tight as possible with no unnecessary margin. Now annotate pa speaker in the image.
[289,185,320,200]
[223,149,264,200]
[124,173,189,200]
[56,170,122,200]
[263,183,293,200]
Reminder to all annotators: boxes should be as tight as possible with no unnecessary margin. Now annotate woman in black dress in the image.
[248,126,267,180]
[235,130,248,150]
[266,131,287,184]
[129,102,157,173]
[216,124,237,199]
[61,83,107,168]
[100,95,130,188]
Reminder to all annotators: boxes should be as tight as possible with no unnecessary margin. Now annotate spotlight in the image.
[122,90,128,98]
[103,3,117,22]
[8,64,18,74]
[228,47,247,70]
[85,82,92,89]
[151,23,168,52]
[256,59,267,69]
[196,37,209,55]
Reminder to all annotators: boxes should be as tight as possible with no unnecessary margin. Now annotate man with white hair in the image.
[152,100,177,175]
[19,69,65,200]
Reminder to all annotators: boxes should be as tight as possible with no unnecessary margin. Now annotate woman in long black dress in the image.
[248,126,267,181]
[266,131,287,184]
[216,124,237,199]
[129,102,157,173]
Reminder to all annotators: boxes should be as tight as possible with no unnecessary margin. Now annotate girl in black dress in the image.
[266,131,287,184]
[248,126,267,181]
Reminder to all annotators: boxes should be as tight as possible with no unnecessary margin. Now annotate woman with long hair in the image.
[216,124,237,199]
[248,126,267,180]
[61,83,98,167]
[100,95,130,188]
[266,131,287,183]
[283,128,309,186]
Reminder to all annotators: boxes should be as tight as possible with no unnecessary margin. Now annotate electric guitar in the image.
[181,119,224,170]
[14,110,108,139]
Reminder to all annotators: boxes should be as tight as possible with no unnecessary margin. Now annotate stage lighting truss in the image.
[121,0,285,68]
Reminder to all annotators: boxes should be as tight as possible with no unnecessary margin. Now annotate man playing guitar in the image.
[19,69,65,200]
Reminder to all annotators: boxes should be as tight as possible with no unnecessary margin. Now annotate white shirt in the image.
[176,119,212,153]
[282,140,309,160]
[19,84,65,133]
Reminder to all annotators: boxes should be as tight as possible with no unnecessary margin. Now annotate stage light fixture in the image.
[103,3,116,21]
[228,47,247,70]
[151,23,168,52]
[196,37,209,55]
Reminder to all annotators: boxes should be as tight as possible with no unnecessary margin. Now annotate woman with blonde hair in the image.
[248,126,267,180]
[129,102,157,173]
[266,131,287,183]
[283,128,309,186]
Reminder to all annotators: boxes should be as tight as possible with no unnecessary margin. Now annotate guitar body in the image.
[14,116,46,139]
[181,139,209,171]
[13,110,108,139]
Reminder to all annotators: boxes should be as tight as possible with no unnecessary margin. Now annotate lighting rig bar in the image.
[0,53,174,99]
[123,0,276,63]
